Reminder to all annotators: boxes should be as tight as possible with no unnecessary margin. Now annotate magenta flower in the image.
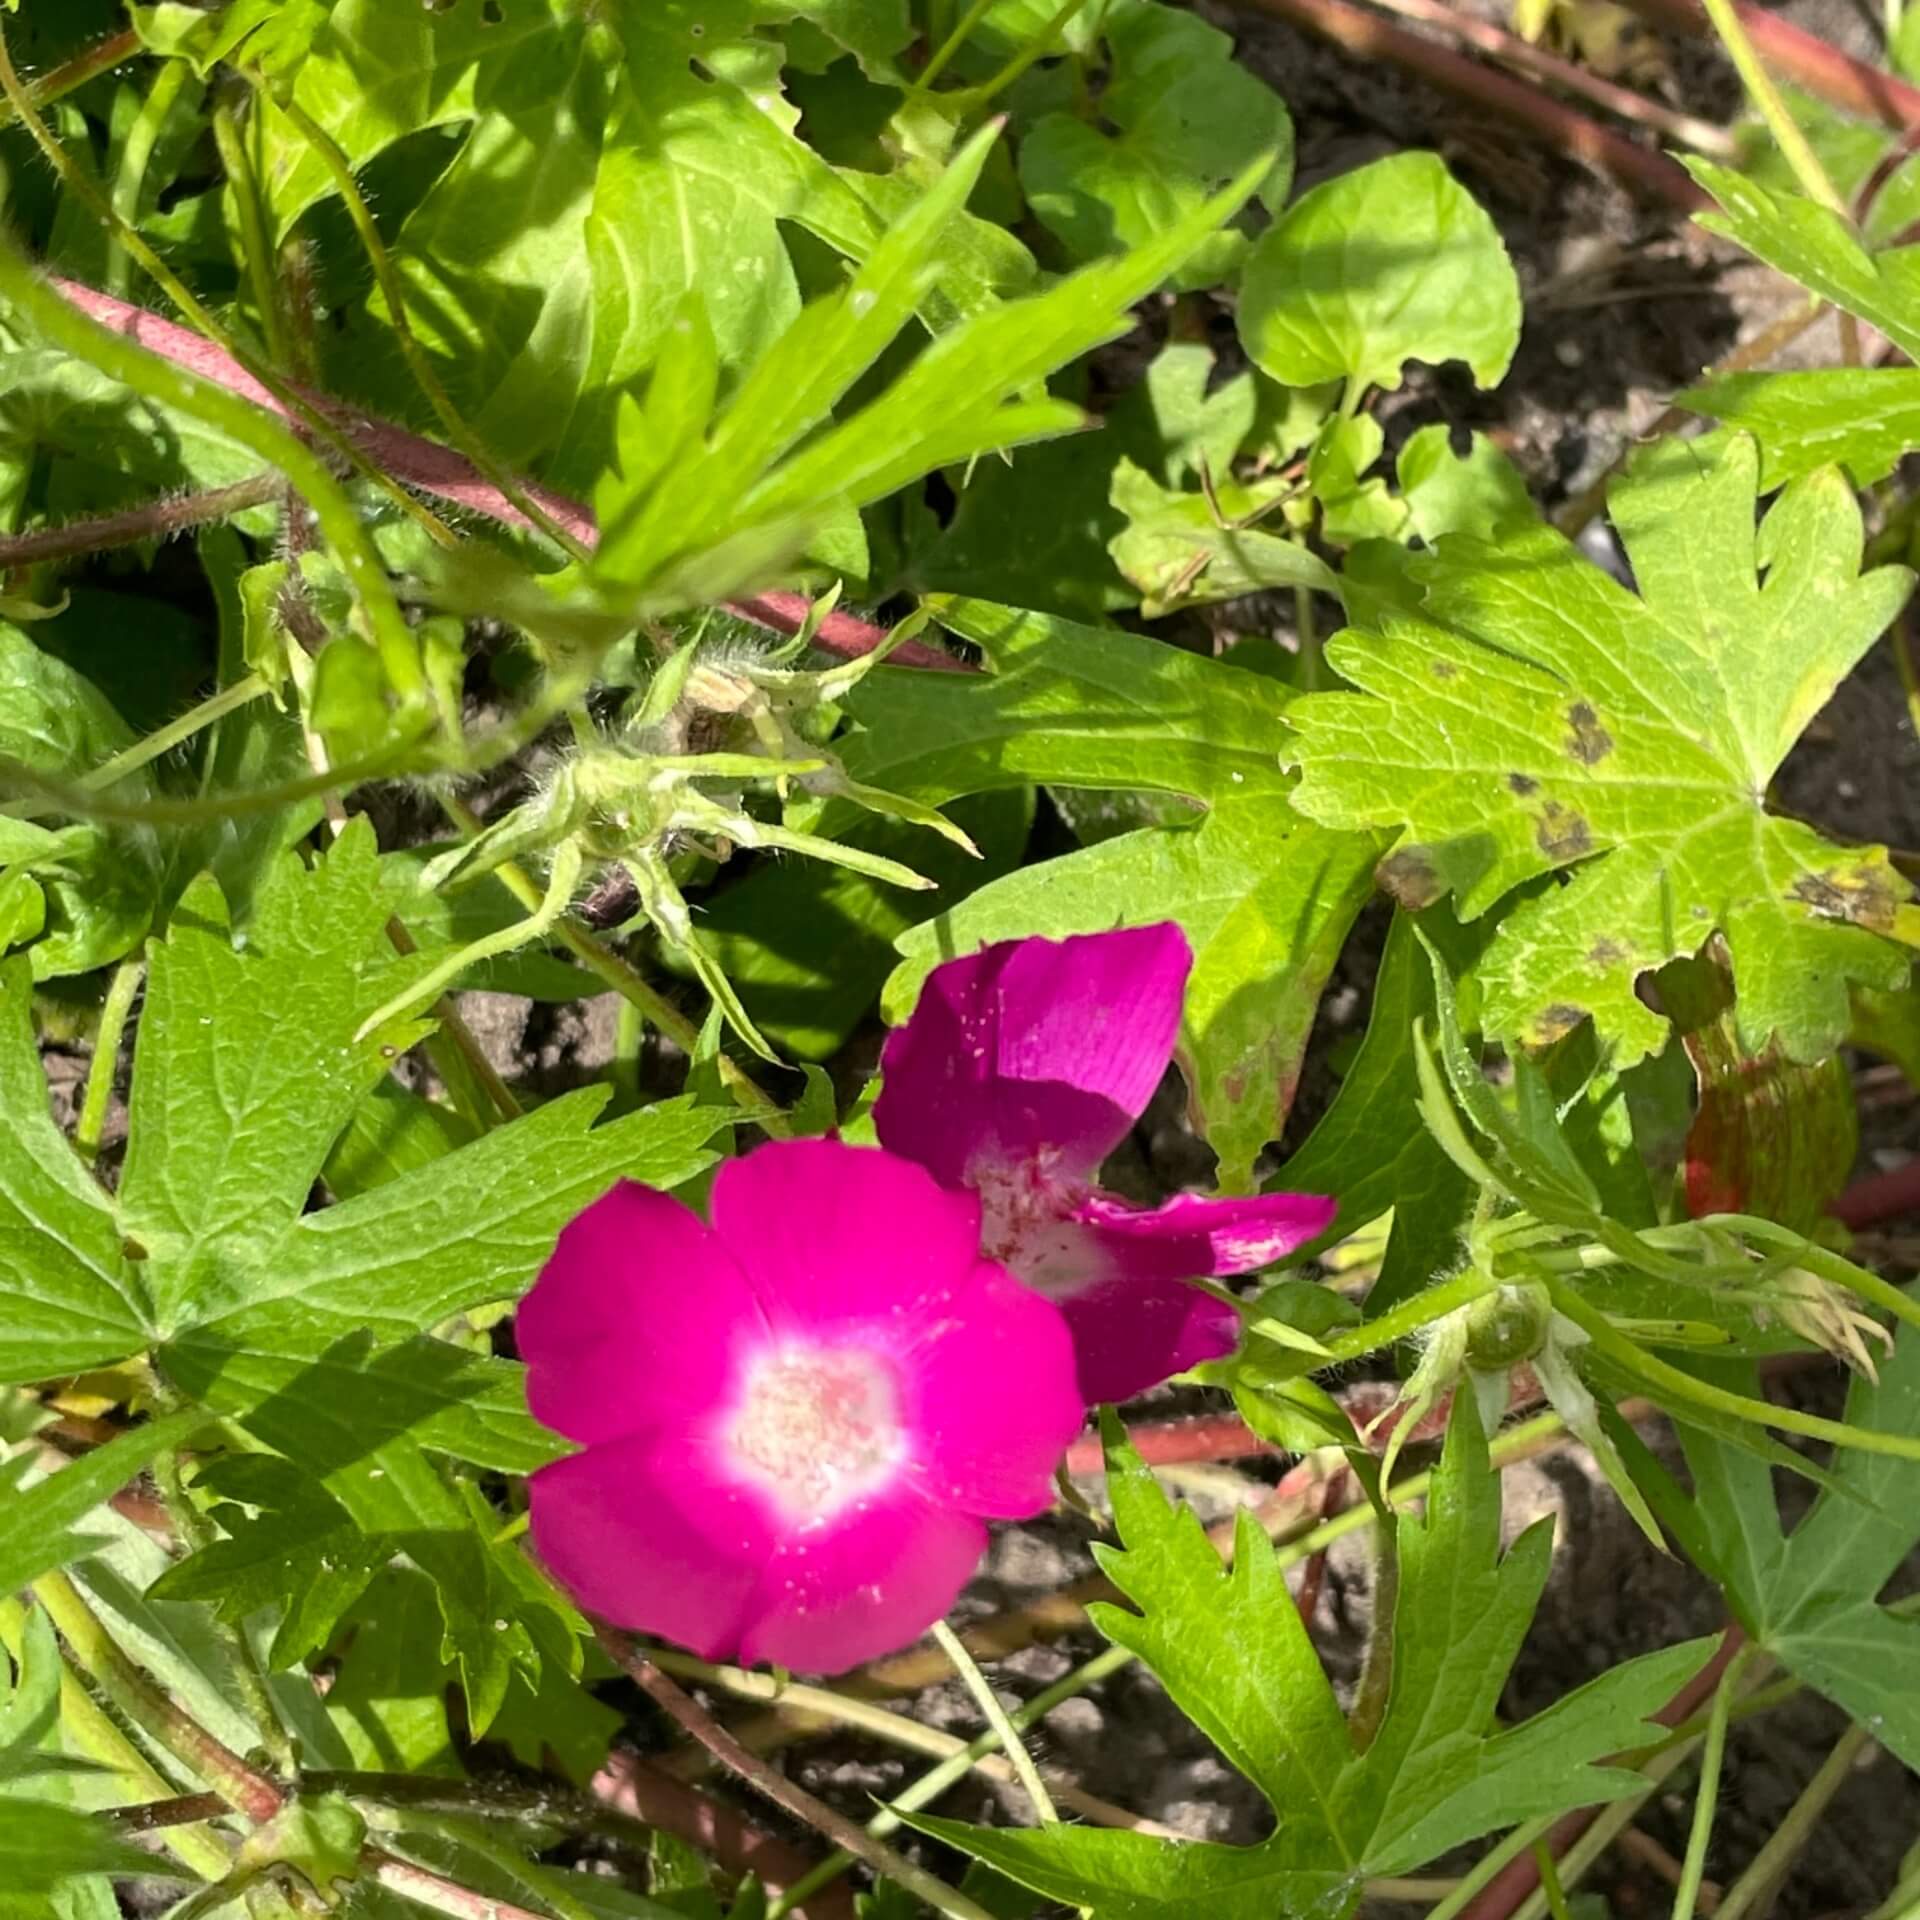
[517,1139,1082,1674]
[874,925,1336,1404]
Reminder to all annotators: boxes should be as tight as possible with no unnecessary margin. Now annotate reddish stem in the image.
[1616,0,1920,131]
[42,277,961,673]
[1833,1157,1920,1229]
[1228,0,1711,210]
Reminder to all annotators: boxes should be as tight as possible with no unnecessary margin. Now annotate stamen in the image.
[728,1346,903,1519]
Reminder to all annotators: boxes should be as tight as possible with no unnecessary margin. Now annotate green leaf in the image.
[0,958,148,1386]
[1629,1327,1920,1770]
[172,1089,729,1361]
[118,820,428,1331]
[888,788,1380,1187]
[0,1801,185,1891]
[1238,153,1520,394]
[841,598,1294,807]
[1396,424,1537,544]
[0,626,159,981]
[323,1079,481,1201]
[1108,458,1338,617]
[916,1400,1711,1915]
[1017,0,1291,292]
[1271,911,1476,1303]
[1288,431,1915,1066]
[0,1411,197,1598]
[1678,368,1920,490]
[1684,159,1920,363]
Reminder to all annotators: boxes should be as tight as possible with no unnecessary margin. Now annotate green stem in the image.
[1672,1646,1746,1920]
[441,799,790,1134]
[1712,1720,1877,1920]
[107,56,194,301]
[1422,1820,1559,1920]
[1696,0,1850,216]
[77,953,143,1161]
[32,1571,285,1826]
[918,0,998,86]
[354,839,584,1042]
[0,243,433,719]
[953,0,1096,109]
[1533,1838,1575,1920]
[267,86,586,563]
[209,102,290,368]
[0,1595,231,1881]
[931,1619,1058,1824]
[1693,1214,1920,1337]
[1321,1267,1497,1365]
[0,22,456,566]
[1547,1282,1920,1461]
[79,673,271,793]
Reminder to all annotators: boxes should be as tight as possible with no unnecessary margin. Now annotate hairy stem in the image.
[0,238,432,718]
[266,85,588,563]
[0,474,284,570]
[32,1570,285,1826]
[80,672,273,794]
[209,102,290,369]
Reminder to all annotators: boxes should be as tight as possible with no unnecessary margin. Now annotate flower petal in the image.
[739,1491,987,1674]
[516,1180,769,1448]
[707,1139,986,1342]
[528,1429,779,1659]
[1057,1275,1242,1405]
[876,925,1192,1182]
[1075,1189,1338,1276]
[905,1259,1084,1518]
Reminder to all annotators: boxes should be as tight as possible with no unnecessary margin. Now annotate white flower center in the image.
[970,1150,1105,1300]
[728,1346,903,1521]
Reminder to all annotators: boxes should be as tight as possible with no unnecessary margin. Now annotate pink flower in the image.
[874,925,1336,1404]
[518,1139,1082,1674]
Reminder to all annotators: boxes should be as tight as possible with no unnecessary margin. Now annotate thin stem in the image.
[0,1596,230,1881]
[1322,1266,1496,1364]
[108,56,193,301]
[441,798,789,1132]
[0,22,456,565]
[918,0,998,86]
[1711,1721,1876,1920]
[0,28,139,123]
[930,1619,1059,1824]
[76,954,142,1160]
[364,1848,555,1920]
[79,673,272,793]
[1673,1647,1746,1920]
[32,1570,285,1826]
[209,103,290,368]
[1425,1826,1562,1920]
[1696,0,1850,215]
[0,234,433,717]
[352,839,584,1042]
[601,1636,1000,1920]
[1547,1282,1920,1461]
[0,473,283,569]
[108,1792,229,1833]
[1534,1838,1576,1920]
[954,0,1096,108]
[266,86,587,563]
